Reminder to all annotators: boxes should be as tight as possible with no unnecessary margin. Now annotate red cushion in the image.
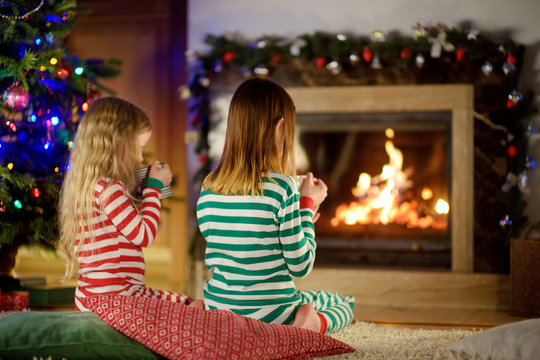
[82,295,354,360]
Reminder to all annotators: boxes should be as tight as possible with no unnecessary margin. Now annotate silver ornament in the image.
[415,54,425,68]
[481,61,493,76]
[326,60,341,75]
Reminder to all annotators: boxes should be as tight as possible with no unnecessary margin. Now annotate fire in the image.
[330,128,448,229]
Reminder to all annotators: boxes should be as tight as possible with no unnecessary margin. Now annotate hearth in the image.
[297,112,451,269]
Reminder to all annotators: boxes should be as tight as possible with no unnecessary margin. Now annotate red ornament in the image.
[190,115,203,126]
[222,51,235,62]
[506,53,516,64]
[507,145,517,157]
[3,85,30,110]
[506,99,516,109]
[57,68,69,79]
[33,188,41,197]
[400,47,412,59]
[456,48,466,61]
[362,47,373,63]
[198,154,207,164]
[315,57,327,68]
[270,54,282,66]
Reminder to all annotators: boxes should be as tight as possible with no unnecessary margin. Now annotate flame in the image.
[331,129,448,229]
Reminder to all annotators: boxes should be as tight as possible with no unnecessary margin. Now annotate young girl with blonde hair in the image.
[196,78,354,333]
[59,97,199,311]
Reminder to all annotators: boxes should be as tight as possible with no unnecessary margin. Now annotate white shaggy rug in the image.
[320,321,478,360]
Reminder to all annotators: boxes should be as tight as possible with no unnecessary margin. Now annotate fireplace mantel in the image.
[287,85,474,272]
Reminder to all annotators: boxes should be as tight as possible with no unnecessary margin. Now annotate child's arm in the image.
[279,190,317,279]
[100,180,161,248]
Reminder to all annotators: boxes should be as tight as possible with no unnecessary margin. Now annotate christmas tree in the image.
[0,0,120,252]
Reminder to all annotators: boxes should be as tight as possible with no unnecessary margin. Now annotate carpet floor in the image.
[320,321,478,360]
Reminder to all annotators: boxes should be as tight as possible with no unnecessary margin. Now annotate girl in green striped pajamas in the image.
[196,78,354,334]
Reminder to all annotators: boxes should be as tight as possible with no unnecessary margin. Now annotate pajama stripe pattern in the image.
[74,178,192,311]
[196,171,354,333]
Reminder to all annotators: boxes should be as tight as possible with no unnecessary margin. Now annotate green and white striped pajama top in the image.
[196,171,354,333]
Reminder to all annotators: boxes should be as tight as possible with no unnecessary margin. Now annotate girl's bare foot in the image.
[189,299,204,309]
[291,304,321,333]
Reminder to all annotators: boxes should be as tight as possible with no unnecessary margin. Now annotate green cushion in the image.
[0,311,165,360]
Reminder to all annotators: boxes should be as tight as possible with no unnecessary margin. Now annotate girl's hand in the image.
[300,172,327,206]
[148,160,172,187]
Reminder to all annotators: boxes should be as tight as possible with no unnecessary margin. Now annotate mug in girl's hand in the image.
[296,175,306,188]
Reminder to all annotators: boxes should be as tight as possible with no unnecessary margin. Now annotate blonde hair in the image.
[203,78,296,195]
[58,97,151,278]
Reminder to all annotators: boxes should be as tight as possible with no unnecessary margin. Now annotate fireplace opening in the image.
[297,112,452,269]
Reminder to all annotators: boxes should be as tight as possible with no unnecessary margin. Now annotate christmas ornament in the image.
[371,55,382,69]
[481,61,493,76]
[362,47,373,63]
[506,53,516,64]
[466,29,479,40]
[222,52,235,62]
[213,60,223,72]
[289,39,307,57]
[525,156,536,170]
[508,90,522,104]
[178,86,191,100]
[254,64,269,76]
[254,40,267,49]
[415,54,425,68]
[45,32,55,45]
[271,54,281,67]
[57,68,69,79]
[507,145,517,157]
[429,31,455,58]
[371,31,385,42]
[199,77,211,87]
[412,23,427,39]
[499,215,512,230]
[400,47,412,59]
[527,123,536,135]
[518,171,529,193]
[502,62,515,75]
[456,48,466,61]
[326,60,341,75]
[336,34,347,41]
[315,57,327,68]
[3,85,30,110]
[349,53,360,65]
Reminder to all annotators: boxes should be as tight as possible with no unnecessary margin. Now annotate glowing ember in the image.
[331,128,448,229]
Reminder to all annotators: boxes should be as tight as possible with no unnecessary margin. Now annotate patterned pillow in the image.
[82,294,354,360]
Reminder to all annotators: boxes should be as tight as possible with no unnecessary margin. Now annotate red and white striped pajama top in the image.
[74,177,191,311]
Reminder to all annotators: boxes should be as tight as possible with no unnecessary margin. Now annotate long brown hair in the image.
[203,78,296,195]
[58,97,152,278]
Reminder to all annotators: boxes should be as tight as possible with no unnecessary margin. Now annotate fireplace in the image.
[297,112,451,269]
[287,85,474,272]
